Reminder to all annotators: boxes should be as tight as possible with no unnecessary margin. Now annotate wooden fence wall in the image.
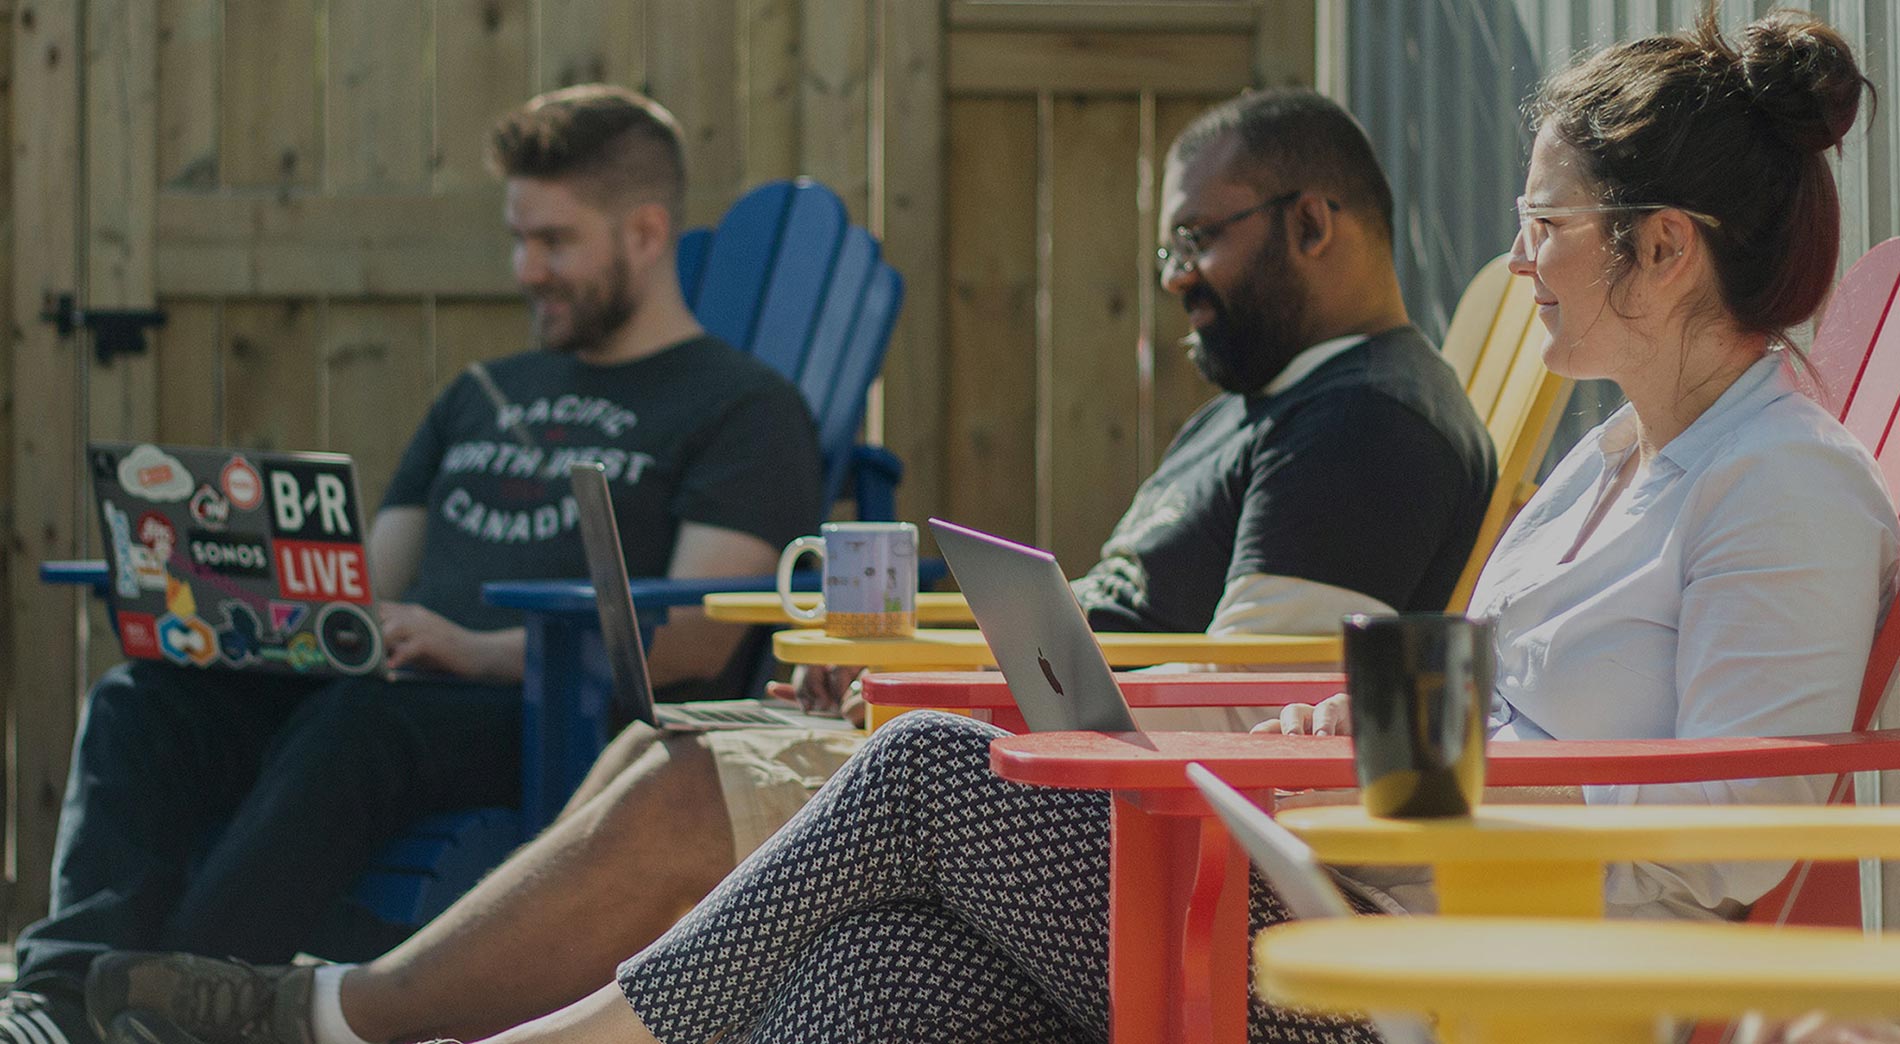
[0,0,1303,931]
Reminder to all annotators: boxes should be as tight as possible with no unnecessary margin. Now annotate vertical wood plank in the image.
[433,0,534,191]
[328,0,430,192]
[325,302,433,509]
[1150,95,1220,460]
[85,0,160,446]
[1255,0,1317,87]
[7,0,84,932]
[740,0,800,186]
[220,0,321,189]
[155,300,223,444]
[1047,94,1142,569]
[647,0,742,229]
[801,0,871,222]
[945,97,1036,541]
[222,301,322,452]
[879,0,947,530]
[156,0,218,188]
[534,0,644,91]
[434,298,534,379]
[0,2,13,808]
[82,0,162,698]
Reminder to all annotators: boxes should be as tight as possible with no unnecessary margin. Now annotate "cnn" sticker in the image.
[273,540,371,604]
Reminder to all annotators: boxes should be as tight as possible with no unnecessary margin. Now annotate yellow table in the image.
[1276,804,1900,918]
[773,627,1342,669]
[705,591,975,626]
[1257,916,1900,1044]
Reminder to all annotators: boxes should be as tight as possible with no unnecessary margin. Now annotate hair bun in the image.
[1739,12,1868,153]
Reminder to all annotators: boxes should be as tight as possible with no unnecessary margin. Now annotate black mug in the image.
[1344,613,1493,819]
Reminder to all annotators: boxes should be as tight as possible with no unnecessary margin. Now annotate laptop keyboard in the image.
[671,704,794,726]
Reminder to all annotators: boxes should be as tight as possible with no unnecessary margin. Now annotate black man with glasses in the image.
[1066,87,1496,697]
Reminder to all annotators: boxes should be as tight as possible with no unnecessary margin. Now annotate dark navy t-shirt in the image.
[384,336,823,632]
[1072,326,1497,633]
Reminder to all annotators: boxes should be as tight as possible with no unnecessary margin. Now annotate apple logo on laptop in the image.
[1037,648,1064,696]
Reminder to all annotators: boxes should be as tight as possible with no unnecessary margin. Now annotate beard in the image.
[530,247,637,355]
[1182,233,1309,395]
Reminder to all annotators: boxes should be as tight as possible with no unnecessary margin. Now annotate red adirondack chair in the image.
[987,236,1900,1044]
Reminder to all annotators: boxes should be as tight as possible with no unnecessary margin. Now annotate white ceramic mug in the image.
[776,521,918,637]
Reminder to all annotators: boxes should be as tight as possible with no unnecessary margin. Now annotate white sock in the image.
[310,966,374,1044]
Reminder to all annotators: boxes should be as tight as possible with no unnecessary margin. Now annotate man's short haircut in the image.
[487,84,687,225]
[1170,88,1395,244]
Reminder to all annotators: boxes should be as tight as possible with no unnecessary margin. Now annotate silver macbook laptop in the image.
[570,462,854,732]
[1186,763,1432,1044]
[928,518,1139,733]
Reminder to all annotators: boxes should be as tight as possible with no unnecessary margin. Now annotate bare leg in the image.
[478,984,657,1044]
[339,726,734,1043]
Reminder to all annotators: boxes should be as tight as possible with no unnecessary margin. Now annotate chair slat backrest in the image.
[1745,237,1900,935]
[1440,253,1570,612]
[1804,237,1900,418]
[677,228,713,303]
[686,179,850,380]
[674,178,905,516]
[799,228,880,423]
[746,189,849,378]
[1810,238,1900,734]
[1438,255,1516,384]
[820,263,905,507]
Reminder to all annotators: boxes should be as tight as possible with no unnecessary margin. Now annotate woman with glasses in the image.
[1269,12,1891,923]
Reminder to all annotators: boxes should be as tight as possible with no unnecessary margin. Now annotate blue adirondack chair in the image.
[38,179,915,937]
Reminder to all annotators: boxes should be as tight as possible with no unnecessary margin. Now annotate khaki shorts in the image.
[704,728,869,859]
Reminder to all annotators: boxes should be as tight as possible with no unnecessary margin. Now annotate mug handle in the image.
[777,536,828,623]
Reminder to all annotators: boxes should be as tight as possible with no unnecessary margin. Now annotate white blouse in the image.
[1469,353,1900,918]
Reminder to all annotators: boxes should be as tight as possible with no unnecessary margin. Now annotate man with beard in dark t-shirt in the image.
[78,89,1495,1044]
[1,86,822,1044]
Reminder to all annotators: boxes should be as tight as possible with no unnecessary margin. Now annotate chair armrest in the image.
[864,671,1344,710]
[480,579,670,632]
[989,729,1900,793]
[625,572,820,609]
[40,559,110,598]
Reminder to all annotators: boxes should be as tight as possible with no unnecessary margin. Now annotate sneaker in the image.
[0,989,94,1044]
[100,1012,209,1044]
[83,955,312,1044]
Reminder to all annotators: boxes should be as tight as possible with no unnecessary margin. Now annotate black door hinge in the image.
[40,292,168,366]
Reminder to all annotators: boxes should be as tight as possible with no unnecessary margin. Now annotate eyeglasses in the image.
[1155,190,1339,280]
[1514,196,1723,259]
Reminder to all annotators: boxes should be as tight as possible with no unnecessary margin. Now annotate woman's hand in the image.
[767,665,866,720]
[1251,693,1352,736]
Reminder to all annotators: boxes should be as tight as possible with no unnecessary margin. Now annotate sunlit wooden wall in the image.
[0,0,1308,937]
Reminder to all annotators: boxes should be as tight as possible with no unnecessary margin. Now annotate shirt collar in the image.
[1263,334,1369,396]
[1595,352,1795,471]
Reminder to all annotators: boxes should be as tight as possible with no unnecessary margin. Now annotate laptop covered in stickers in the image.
[88,442,385,678]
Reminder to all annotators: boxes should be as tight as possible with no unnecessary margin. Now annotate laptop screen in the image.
[89,441,382,678]
[929,518,1137,732]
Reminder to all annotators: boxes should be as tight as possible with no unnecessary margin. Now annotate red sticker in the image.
[222,455,263,511]
[118,611,161,659]
[273,539,372,604]
[137,512,177,556]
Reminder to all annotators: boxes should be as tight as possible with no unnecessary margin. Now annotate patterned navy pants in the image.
[617,713,1380,1043]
